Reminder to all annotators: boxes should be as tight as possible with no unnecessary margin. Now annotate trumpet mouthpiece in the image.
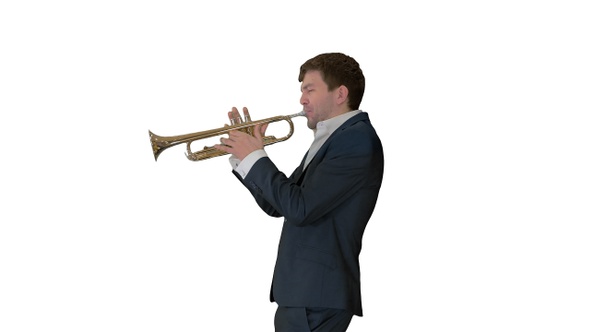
[291,111,306,118]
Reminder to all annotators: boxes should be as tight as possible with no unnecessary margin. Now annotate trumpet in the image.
[149,111,305,161]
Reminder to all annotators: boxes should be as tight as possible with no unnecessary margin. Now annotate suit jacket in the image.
[234,112,384,316]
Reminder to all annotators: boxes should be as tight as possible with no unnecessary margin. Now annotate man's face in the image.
[299,70,338,130]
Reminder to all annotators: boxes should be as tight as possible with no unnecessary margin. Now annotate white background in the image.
[1,1,589,331]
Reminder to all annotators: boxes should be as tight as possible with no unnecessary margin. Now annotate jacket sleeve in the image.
[243,123,383,227]
[232,169,283,217]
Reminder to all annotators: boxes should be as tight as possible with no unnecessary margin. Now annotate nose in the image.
[299,93,307,105]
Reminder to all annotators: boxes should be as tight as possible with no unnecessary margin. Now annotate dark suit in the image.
[234,112,384,317]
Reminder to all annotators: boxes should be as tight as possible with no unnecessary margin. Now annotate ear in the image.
[334,85,349,106]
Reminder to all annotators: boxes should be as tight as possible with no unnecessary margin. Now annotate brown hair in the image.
[299,52,365,110]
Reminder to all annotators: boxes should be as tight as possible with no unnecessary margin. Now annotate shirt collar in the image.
[313,110,362,137]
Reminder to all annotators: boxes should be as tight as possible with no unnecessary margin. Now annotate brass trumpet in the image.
[149,111,305,161]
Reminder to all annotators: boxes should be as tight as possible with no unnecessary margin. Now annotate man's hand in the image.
[214,107,268,160]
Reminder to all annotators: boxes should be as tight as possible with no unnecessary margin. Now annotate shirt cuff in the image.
[232,149,267,179]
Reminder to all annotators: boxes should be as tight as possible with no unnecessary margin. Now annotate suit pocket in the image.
[295,244,336,270]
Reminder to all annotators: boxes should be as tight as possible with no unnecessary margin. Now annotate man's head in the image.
[299,53,365,111]
[298,53,365,129]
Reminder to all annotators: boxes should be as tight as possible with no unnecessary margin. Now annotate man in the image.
[215,52,384,331]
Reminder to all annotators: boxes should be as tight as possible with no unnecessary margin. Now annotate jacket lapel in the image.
[304,113,368,172]
[292,150,309,185]
[293,113,369,184]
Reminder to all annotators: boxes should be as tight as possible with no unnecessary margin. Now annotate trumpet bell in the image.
[149,131,167,161]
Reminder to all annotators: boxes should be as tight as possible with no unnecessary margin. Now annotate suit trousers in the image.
[274,306,353,332]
